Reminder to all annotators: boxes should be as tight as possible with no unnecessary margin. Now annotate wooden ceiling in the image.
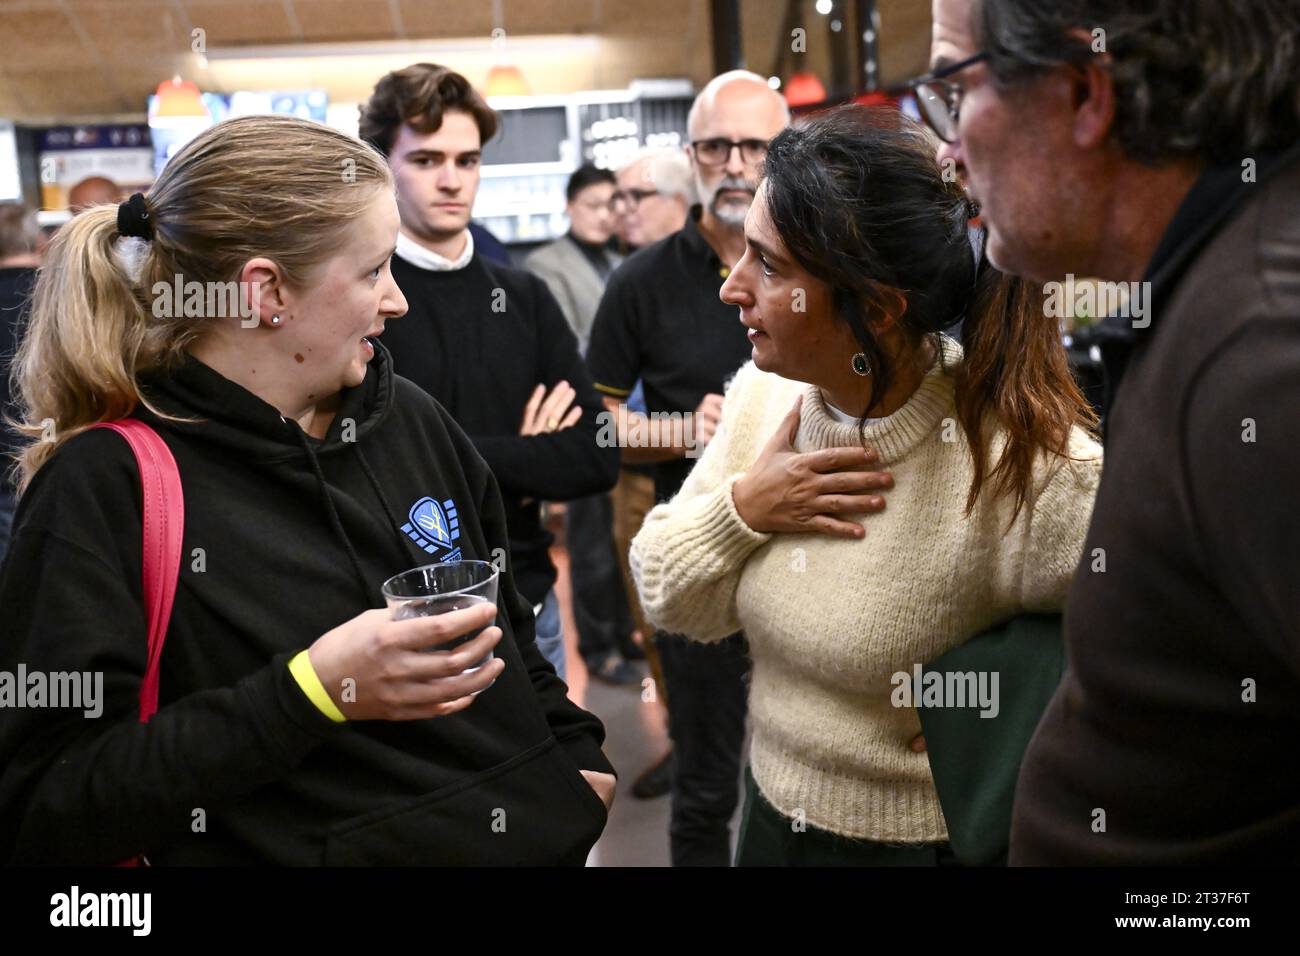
[0,0,934,122]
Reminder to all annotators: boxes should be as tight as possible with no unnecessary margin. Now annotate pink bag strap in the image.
[92,420,185,723]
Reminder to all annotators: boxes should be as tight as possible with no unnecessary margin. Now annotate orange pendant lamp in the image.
[151,76,209,127]
[485,64,531,97]
[485,0,530,97]
[784,72,828,107]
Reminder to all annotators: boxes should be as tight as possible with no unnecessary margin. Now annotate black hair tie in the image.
[117,192,154,241]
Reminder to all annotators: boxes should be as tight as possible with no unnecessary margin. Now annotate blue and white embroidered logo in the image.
[401,496,462,561]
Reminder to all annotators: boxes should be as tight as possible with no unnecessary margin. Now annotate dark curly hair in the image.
[976,0,1300,165]
[762,106,1097,520]
[359,63,499,158]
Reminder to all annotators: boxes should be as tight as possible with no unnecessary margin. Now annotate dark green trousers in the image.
[734,766,958,867]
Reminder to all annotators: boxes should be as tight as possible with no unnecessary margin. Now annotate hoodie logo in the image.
[401,496,462,561]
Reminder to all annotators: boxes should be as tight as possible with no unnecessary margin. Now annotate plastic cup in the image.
[381,560,500,693]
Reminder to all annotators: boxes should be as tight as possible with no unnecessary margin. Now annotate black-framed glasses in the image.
[610,187,660,210]
[690,138,769,167]
[909,51,990,143]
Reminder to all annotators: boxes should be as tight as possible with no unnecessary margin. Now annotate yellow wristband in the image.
[288,650,347,723]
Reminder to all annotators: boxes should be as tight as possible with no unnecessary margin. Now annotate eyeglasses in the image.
[690,138,769,167]
[610,188,660,210]
[909,51,990,143]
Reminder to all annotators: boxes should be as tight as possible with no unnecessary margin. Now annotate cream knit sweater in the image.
[629,337,1102,843]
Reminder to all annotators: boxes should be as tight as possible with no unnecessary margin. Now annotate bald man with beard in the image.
[587,71,791,865]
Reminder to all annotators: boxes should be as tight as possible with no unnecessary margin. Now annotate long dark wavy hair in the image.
[761,106,1098,521]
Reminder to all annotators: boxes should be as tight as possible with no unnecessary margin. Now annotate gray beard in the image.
[711,200,748,226]
[710,192,751,226]
[700,173,754,226]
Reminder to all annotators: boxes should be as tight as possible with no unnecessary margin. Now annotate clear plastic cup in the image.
[381,560,500,693]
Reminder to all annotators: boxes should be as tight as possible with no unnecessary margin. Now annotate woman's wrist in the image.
[290,649,347,723]
[731,473,761,532]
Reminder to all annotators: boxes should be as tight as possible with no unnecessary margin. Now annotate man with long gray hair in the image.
[926,0,1300,863]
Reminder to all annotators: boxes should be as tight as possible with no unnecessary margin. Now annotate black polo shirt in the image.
[586,206,753,502]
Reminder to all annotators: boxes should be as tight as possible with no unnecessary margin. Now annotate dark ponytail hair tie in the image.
[117,192,153,241]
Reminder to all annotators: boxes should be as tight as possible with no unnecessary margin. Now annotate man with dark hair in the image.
[926,0,1300,863]
[526,165,641,685]
[359,63,500,160]
[526,165,622,352]
[360,65,511,265]
[361,64,620,681]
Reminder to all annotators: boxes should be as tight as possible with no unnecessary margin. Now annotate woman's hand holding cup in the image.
[308,603,505,721]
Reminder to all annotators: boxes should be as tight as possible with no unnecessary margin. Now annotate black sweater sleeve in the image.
[464,426,616,777]
[0,433,343,864]
[467,275,619,501]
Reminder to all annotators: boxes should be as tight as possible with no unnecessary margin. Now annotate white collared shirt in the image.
[395,228,475,272]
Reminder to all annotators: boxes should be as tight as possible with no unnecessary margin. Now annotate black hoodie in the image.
[0,342,612,865]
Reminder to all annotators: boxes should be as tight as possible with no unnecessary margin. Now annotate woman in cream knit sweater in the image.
[630,107,1102,865]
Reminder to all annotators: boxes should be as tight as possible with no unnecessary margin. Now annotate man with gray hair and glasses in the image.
[922,0,1300,864]
[612,146,694,254]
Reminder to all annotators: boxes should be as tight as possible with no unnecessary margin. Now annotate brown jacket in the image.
[1011,140,1300,864]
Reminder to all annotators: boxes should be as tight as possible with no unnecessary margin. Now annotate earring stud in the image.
[270,314,282,325]
[851,352,871,377]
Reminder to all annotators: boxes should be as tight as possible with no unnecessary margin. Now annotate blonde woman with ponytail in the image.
[0,115,614,865]
[629,106,1102,866]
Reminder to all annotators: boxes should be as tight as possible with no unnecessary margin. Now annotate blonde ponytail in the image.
[9,115,394,492]
[10,205,167,489]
